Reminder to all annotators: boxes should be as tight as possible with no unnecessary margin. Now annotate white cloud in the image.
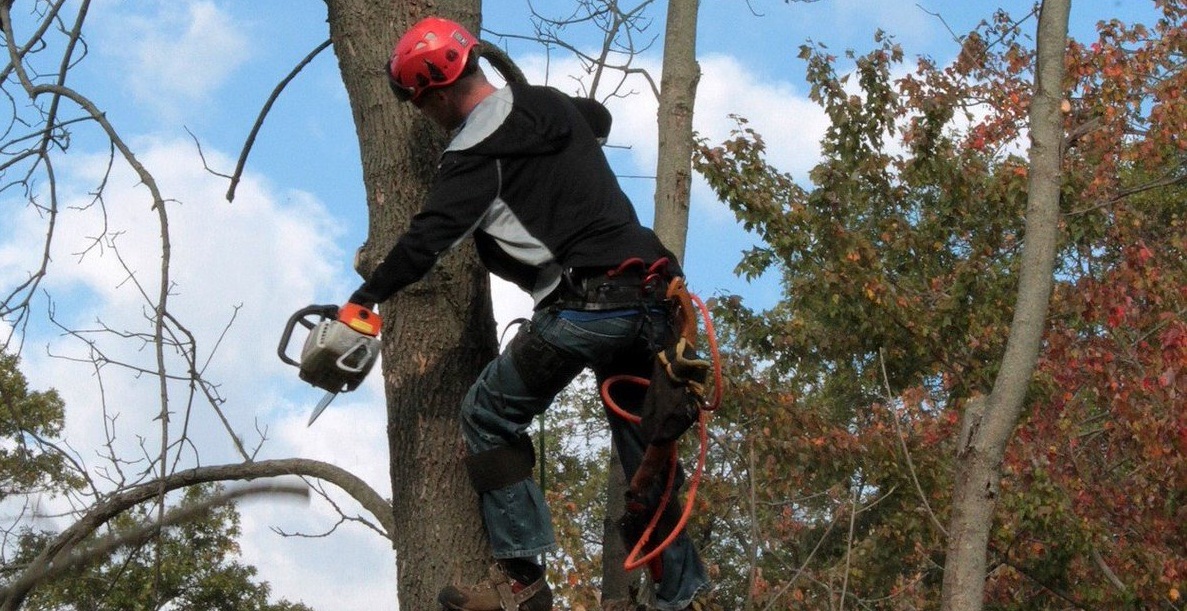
[696,54,827,177]
[0,131,389,606]
[604,53,826,183]
[490,276,534,345]
[97,1,249,119]
[237,403,396,609]
[830,0,936,49]
[511,50,828,190]
[238,505,397,609]
[498,50,826,229]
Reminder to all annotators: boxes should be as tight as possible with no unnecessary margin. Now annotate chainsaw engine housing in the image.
[298,318,380,393]
[278,304,382,395]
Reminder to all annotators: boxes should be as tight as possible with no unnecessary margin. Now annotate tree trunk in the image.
[325,2,496,609]
[939,1,1070,609]
[652,0,700,259]
[600,447,635,602]
[602,1,702,606]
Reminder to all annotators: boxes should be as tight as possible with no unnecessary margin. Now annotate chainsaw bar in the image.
[307,391,338,426]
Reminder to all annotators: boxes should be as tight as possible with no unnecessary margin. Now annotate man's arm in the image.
[351,154,499,305]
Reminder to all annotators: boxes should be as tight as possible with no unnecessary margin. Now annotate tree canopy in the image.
[683,2,1185,608]
[0,353,78,502]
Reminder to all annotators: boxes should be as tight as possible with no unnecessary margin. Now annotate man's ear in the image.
[425,88,450,108]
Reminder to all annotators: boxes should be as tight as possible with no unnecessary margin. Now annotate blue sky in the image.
[0,1,1161,609]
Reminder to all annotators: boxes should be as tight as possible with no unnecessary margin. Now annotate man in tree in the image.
[346,16,714,611]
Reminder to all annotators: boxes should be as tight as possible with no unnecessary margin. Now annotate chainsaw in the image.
[277,303,382,426]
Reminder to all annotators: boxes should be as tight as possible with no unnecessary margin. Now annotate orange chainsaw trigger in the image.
[338,303,382,336]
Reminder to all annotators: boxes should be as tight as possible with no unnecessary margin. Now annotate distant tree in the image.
[941,1,1069,609]
[693,0,1184,608]
[12,485,313,611]
[0,353,79,502]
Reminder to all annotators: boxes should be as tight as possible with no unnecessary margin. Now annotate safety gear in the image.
[619,486,680,582]
[437,563,552,611]
[599,268,717,584]
[640,276,709,445]
[551,258,671,312]
[387,16,478,103]
[506,323,585,397]
[465,435,537,493]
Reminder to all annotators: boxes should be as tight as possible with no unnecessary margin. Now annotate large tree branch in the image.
[1,459,392,611]
[0,482,310,605]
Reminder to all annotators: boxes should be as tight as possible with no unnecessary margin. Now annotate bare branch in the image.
[224,39,332,202]
[0,481,311,605]
[486,0,660,102]
[878,348,947,537]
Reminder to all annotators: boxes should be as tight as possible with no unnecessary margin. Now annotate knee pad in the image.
[465,434,536,493]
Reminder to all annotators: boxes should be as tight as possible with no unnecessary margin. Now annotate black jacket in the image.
[354,83,677,308]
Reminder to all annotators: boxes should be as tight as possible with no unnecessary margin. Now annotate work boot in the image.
[681,588,723,611]
[438,562,552,611]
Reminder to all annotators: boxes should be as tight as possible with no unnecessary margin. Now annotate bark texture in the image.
[939,1,1070,609]
[652,0,700,260]
[325,2,497,608]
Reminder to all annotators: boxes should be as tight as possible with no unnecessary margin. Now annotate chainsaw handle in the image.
[277,304,339,367]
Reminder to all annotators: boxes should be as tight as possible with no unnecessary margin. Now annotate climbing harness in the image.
[598,259,723,577]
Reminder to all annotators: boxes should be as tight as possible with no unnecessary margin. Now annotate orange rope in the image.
[599,292,722,572]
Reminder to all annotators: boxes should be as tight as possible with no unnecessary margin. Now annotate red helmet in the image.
[388,17,478,103]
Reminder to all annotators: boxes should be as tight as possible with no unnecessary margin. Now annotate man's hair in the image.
[446,51,487,95]
[460,48,481,79]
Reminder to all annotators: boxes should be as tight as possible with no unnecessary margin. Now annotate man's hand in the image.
[348,287,378,310]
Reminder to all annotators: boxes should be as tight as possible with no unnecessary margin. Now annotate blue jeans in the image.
[459,307,710,609]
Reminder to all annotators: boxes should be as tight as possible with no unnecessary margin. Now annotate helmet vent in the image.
[424,60,447,83]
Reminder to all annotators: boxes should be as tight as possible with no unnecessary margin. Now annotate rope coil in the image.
[600,291,722,571]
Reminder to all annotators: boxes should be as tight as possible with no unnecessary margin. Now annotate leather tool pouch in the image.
[639,277,709,446]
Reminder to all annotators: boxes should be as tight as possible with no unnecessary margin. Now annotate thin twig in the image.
[225,39,332,202]
[878,348,948,537]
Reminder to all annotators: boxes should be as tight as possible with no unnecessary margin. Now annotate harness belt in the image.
[551,258,672,311]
